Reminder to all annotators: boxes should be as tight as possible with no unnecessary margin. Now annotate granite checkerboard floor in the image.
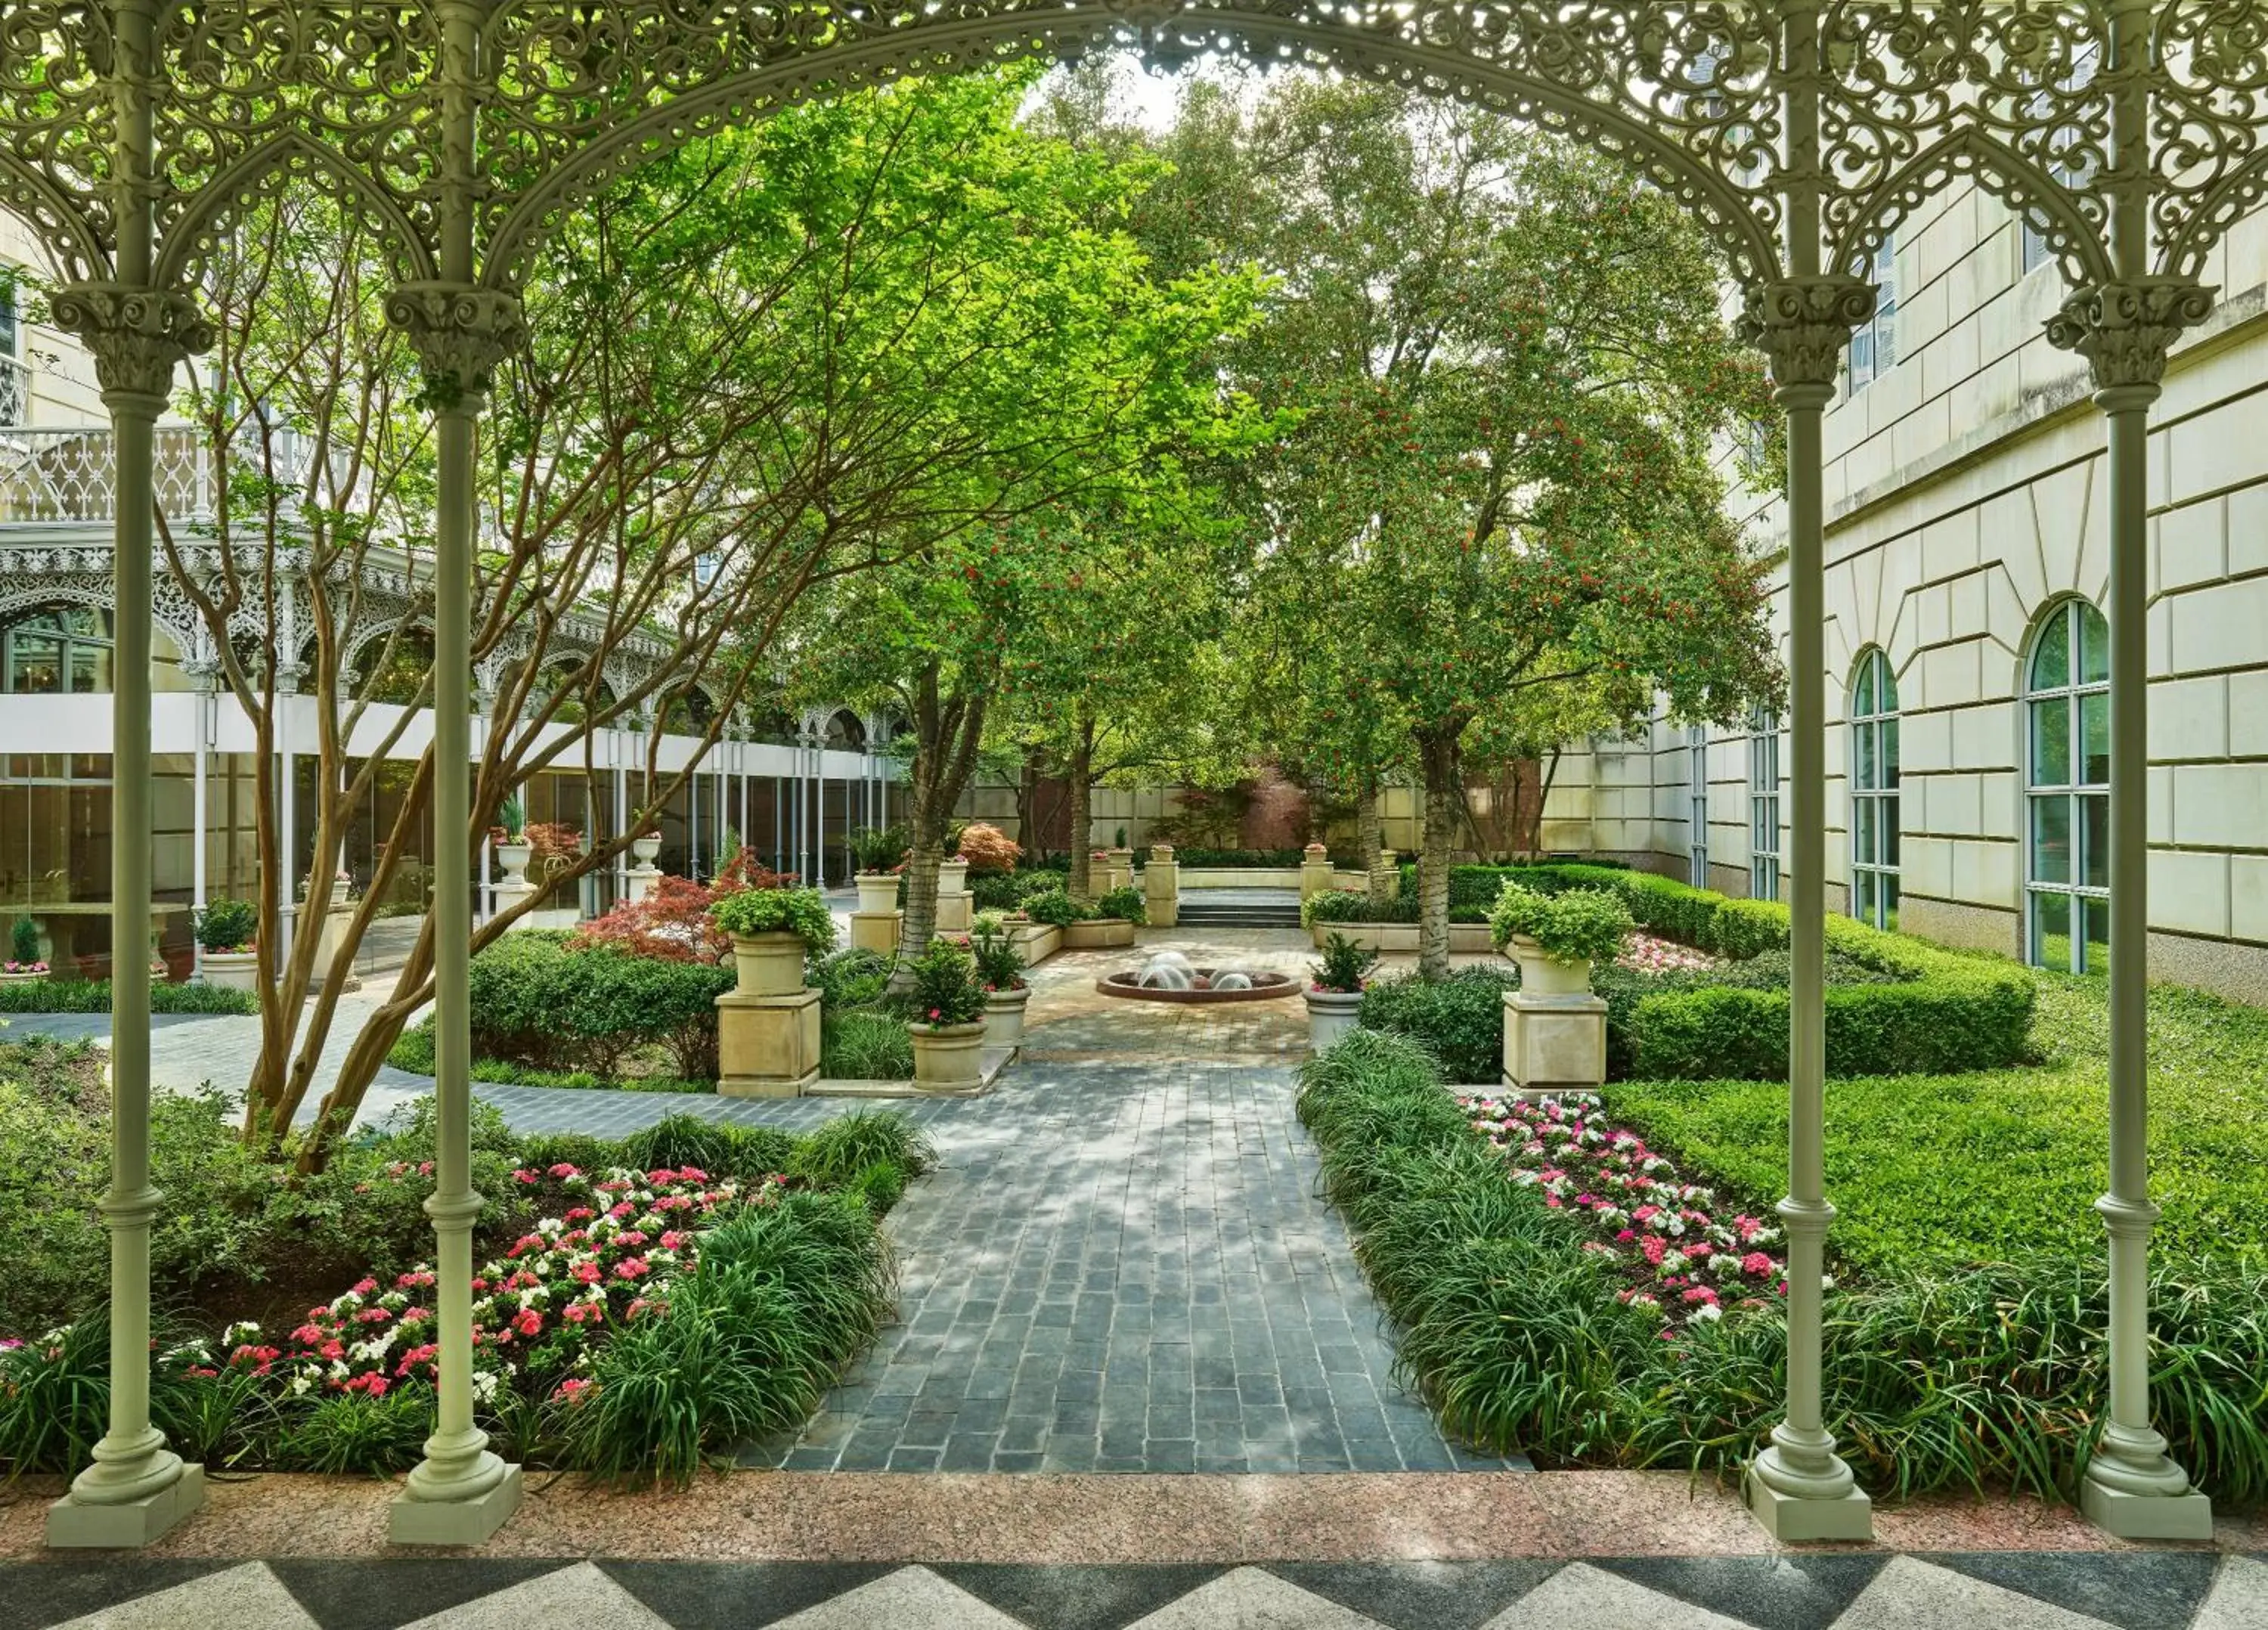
[5,1551,2264,1628]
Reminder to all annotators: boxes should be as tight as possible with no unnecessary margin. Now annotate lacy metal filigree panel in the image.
[475,0,1788,289]
[2152,0,2268,283]
[1818,1,2115,287]
[151,1,442,290]
[0,2,117,280]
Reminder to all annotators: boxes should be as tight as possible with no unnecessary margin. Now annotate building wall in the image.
[1575,178,2268,1002]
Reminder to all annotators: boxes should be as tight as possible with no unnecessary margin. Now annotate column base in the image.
[389,1462,522,1547]
[2082,1480,2213,1540]
[1744,1466,1873,1542]
[47,1464,206,1548]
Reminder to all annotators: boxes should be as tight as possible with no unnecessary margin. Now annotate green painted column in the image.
[1740,280,1873,1545]
[45,0,215,1552]
[386,0,525,1548]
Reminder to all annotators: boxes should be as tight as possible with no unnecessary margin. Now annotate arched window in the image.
[1749,705,1781,901]
[2,605,113,694]
[824,709,866,751]
[2025,598,2110,972]
[1687,725,1709,888]
[1849,649,1899,930]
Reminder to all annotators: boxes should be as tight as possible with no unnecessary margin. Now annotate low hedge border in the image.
[1399,862,2036,1080]
[0,979,259,1016]
[1296,1028,2268,1504]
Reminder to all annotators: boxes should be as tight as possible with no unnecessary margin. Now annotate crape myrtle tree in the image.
[166,70,1247,1164]
[1152,76,1780,976]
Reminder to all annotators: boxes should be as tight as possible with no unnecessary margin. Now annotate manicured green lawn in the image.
[1607,972,2268,1272]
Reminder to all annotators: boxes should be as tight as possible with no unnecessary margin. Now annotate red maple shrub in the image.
[956,821,1021,874]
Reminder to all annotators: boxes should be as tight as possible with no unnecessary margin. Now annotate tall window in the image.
[2025,599,2111,972]
[1749,706,1781,901]
[1688,727,1709,888]
[1849,649,1900,929]
[2020,44,2101,274]
[0,279,21,427]
[1,606,113,694]
[1845,237,1898,395]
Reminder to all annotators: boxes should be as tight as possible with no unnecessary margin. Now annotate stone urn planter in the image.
[631,833,662,866]
[202,948,261,992]
[1303,987,1365,1052]
[1504,934,1592,996]
[496,841,534,887]
[729,930,809,997]
[1105,847,1135,893]
[854,872,900,915]
[0,966,47,986]
[909,1020,987,1092]
[937,857,970,896]
[982,985,1030,1051]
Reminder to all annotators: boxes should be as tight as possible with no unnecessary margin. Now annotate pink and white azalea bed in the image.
[1614,931,1718,975]
[1458,1092,1784,1330]
[171,1162,777,1405]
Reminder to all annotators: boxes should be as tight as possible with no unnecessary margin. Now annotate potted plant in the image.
[630,819,663,869]
[2,915,47,983]
[330,868,353,909]
[1486,882,1631,995]
[709,885,837,996]
[1306,931,1378,1051]
[196,897,262,990]
[493,792,534,886]
[937,850,971,899]
[906,937,988,1092]
[852,827,904,914]
[971,919,1030,1051]
[1066,885,1143,949]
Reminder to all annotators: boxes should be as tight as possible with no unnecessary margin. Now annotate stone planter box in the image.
[854,873,900,915]
[1009,922,1063,965]
[0,968,48,987]
[938,857,970,897]
[730,931,809,997]
[1304,987,1364,1052]
[1063,917,1136,950]
[982,985,1030,1052]
[910,1021,987,1094]
[201,948,260,991]
[1307,921,1494,954]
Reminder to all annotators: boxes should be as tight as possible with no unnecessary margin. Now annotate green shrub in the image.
[1312,931,1380,993]
[821,1009,915,1080]
[194,897,259,953]
[0,979,259,1015]
[906,937,984,1026]
[971,922,1026,992]
[1021,888,1083,928]
[9,916,39,965]
[708,885,837,954]
[1356,966,1518,1084]
[1487,883,1632,962]
[852,826,905,874]
[619,1113,800,1181]
[275,1386,434,1474]
[465,933,734,1078]
[1095,885,1147,925]
[810,947,892,1009]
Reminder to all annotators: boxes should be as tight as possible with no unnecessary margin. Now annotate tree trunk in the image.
[1529,747,1563,859]
[897,842,943,981]
[1064,714,1096,900]
[1415,724,1464,981]
[1359,773,1397,907]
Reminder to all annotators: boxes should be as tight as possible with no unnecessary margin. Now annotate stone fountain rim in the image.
[1093,968,1301,1005]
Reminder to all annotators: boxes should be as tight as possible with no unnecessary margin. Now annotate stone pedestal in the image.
[1299,844,1334,900]
[492,877,538,926]
[316,904,364,991]
[717,987,821,1096]
[934,890,973,933]
[1105,848,1134,893]
[1145,853,1179,928]
[627,864,663,903]
[1500,988,1607,1095]
[47,1465,206,1548]
[850,910,902,955]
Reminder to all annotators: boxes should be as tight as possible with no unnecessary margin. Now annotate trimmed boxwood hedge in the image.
[1399,862,2036,1080]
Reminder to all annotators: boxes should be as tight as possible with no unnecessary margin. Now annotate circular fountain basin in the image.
[1095,968,1300,1003]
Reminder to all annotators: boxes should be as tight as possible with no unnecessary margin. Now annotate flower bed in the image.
[1615,932,1715,975]
[1460,1092,1780,1328]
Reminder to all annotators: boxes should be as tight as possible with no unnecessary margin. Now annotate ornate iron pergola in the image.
[5,0,2258,1548]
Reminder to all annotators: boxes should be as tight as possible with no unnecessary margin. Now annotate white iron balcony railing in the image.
[0,356,27,428]
[0,423,326,526]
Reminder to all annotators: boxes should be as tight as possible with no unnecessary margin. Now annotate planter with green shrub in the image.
[195,897,262,990]
[1487,882,1631,995]
[972,921,1030,1052]
[709,885,836,996]
[1306,931,1378,1052]
[3,916,46,982]
[906,938,987,1092]
[851,828,905,914]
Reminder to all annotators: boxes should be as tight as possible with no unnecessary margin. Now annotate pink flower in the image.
[513,1309,543,1337]
[572,1261,603,1284]
[614,1257,650,1281]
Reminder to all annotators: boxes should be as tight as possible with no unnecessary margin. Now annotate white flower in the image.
[1689,1302,1723,1322]
[290,1374,314,1396]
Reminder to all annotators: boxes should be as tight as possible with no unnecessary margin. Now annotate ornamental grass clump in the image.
[907,937,985,1027]
[1488,882,1631,963]
[708,885,838,955]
